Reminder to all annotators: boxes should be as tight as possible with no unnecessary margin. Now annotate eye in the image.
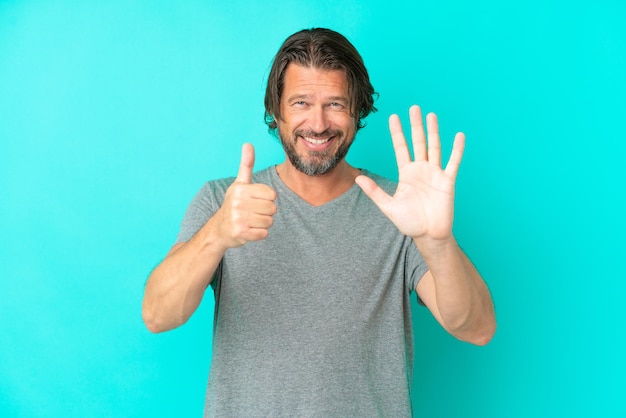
[330,102,345,110]
[293,100,307,107]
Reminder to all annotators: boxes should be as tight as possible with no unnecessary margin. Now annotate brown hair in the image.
[264,28,377,132]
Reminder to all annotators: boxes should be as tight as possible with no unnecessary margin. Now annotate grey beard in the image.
[279,131,352,176]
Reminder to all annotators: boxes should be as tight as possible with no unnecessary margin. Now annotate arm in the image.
[142,144,277,333]
[355,105,496,345]
[415,240,495,346]
[141,219,227,333]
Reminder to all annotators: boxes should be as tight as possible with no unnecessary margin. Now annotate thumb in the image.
[355,175,393,216]
[236,143,255,183]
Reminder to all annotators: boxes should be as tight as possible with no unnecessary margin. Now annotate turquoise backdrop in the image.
[1,0,624,417]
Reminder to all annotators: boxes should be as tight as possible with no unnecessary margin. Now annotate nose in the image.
[308,105,330,134]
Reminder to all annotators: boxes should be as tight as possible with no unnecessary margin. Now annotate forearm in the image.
[142,217,226,333]
[416,236,496,345]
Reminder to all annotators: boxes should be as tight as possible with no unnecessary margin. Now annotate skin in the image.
[274,64,360,205]
[142,63,496,346]
[356,106,496,344]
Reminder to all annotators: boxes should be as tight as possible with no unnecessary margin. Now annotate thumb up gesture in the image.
[216,143,277,249]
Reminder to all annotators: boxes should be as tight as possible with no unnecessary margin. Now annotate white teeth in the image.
[303,137,330,145]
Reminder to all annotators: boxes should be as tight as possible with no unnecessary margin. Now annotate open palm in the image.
[356,105,465,241]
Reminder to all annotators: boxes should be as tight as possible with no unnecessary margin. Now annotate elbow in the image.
[448,313,496,346]
[142,300,177,334]
[458,300,497,346]
[465,319,497,346]
[142,306,164,334]
[469,331,494,346]
[143,318,164,334]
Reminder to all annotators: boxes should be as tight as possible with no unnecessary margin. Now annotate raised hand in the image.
[216,143,277,249]
[355,105,465,242]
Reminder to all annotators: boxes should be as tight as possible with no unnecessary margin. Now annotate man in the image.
[143,28,496,417]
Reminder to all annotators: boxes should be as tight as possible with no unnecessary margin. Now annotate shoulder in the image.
[251,166,274,185]
[197,167,274,202]
[359,169,398,195]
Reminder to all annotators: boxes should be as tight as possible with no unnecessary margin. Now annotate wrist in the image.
[196,214,230,255]
[412,235,457,259]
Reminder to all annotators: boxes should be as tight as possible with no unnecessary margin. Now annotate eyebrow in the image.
[327,96,349,104]
[286,94,312,102]
[286,94,349,104]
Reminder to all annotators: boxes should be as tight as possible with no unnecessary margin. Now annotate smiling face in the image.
[276,63,357,176]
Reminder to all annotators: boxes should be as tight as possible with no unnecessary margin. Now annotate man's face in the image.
[276,63,357,176]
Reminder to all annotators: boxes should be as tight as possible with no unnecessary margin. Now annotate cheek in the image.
[335,116,356,135]
[280,114,307,133]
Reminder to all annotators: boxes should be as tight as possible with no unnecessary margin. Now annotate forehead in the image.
[282,63,349,99]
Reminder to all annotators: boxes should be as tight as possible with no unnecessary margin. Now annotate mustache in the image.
[294,129,343,139]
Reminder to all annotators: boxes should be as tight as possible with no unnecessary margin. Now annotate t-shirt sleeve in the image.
[405,242,429,294]
[175,182,223,244]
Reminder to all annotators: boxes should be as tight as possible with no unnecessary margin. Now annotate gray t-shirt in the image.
[177,167,428,417]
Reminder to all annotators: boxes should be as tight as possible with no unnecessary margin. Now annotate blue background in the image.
[1,0,625,416]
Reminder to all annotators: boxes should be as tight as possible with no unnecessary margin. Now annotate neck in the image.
[276,159,360,206]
